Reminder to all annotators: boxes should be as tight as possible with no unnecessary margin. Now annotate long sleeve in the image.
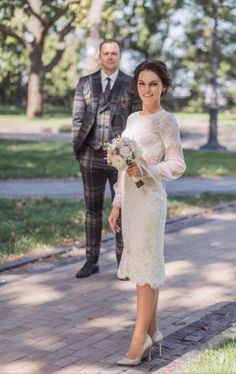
[145,114,186,181]
[112,170,125,208]
[72,77,86,144]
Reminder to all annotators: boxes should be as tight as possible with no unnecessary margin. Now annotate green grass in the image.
[0,105,72,117]
[0,105,72,131]
[167,193,236,218]
[0,106,235,133]
[0,140,236,179]
[0,198,112,262]
[175,111,236,126]
[0,140,80,178]
[180,336,236,374]
[184,150,236,177]
[1,193,235,262]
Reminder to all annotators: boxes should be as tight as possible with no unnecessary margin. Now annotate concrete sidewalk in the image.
[0,177,236,199]
[0,205,235,373]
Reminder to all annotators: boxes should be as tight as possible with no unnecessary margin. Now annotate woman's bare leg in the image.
[147,289,159,336]
[127,284,156,358]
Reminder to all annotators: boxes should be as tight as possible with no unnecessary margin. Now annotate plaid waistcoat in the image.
[72,70,141,158]
[85,90,113,150]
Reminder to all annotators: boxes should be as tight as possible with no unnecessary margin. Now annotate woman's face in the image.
[137,69,165,106]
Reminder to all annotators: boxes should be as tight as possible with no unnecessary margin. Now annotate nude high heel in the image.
[116,335,152,366]
[151,330,163,356]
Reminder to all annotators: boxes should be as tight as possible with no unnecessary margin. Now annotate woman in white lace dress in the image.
[108,59,186,366]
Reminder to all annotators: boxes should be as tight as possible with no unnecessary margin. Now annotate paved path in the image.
[0,206,235,373]
[0,177,236,199]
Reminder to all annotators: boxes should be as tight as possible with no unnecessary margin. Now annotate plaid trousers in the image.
[79,146,123,264]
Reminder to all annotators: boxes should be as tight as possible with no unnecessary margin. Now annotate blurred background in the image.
[0,0,235,124]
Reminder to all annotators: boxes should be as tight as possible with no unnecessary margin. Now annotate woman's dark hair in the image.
[133,59,172,97]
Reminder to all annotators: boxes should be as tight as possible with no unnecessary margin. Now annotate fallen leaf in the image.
[200,323,209,331]
[88,316,96,321]
[173,320,186,326]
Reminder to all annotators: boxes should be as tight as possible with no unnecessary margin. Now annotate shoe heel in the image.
[158,341,162,357]
[148,347,152,361]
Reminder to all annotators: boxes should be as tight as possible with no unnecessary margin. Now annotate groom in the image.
[72,39,141,278]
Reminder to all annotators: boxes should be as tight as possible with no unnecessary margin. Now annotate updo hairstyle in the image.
[133,59,172,97]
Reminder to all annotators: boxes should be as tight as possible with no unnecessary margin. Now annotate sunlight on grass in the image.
[180,337,236,374]
[0,140,236,179]
[0,140,80,178]
[175,111,236,126]
[1,194,235,262]
[184,150,236,177]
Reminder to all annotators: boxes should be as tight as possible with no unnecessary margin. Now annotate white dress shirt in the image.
[101,70,119,92]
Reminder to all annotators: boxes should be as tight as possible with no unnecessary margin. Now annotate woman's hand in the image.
[108,206,121,233]
[127,163,142,178]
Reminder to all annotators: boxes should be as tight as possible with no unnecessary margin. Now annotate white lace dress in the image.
[113,110,186,289]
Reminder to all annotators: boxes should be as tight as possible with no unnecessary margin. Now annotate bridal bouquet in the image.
[104,136,144,188]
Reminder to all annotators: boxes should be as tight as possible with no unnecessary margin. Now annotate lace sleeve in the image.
[112,170,125,208]
[145,114,186,181]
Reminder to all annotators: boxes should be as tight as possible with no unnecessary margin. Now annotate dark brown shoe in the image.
[76,261,99,278]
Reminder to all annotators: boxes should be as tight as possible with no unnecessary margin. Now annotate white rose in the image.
[111,155,127,170]
[119,146,132,158]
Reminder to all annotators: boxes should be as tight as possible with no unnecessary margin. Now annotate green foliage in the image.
[170,0,236,111]
[0,0,235,111]
[43,34,79,106]
[0,36,28,106]
[0,0,91,108]
[102,0,183,58]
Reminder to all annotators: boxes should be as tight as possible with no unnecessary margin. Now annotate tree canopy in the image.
[0,0,235,117]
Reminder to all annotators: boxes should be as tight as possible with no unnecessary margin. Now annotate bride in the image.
[108,59,186,366]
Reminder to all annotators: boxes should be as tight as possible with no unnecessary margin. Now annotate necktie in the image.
[103,77,111,104]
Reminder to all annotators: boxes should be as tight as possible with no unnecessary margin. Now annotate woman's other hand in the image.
[108,206,121,233]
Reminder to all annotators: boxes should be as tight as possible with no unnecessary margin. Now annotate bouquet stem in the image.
[135,180,144,188]
[133,178,144,188]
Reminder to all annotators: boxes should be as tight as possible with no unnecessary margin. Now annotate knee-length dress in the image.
[112,110,186,289]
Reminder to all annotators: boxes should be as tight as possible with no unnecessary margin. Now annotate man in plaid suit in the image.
[72,39,141,278]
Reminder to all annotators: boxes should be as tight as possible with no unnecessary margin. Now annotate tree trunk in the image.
[82,0,106,74]
[26,0,44,117]
[201,0,226,150]
[27,47,44,118]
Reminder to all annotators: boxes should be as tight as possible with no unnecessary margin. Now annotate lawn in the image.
[1,193,235,262]
[0,105,72,132]
[0,106,235,133]
[0,140,80,178]
[175,111,236,127]
[184,150,236,177]
[179,336,236,374]
[0,140,236,179]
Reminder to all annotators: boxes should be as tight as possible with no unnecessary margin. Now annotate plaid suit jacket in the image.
[72,69,141,158]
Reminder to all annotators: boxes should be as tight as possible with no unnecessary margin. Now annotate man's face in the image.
[99,42,120,74]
